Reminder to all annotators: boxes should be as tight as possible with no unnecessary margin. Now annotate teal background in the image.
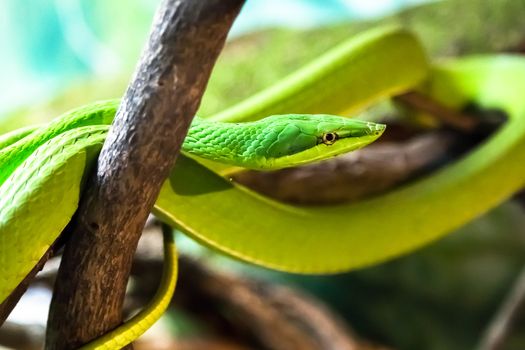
[0,0,430,115]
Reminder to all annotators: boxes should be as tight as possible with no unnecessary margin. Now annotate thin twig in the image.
[477,266,525,350]
[395,91,479,132]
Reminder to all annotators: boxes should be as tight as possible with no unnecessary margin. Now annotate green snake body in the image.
[1,26,525,349]
[0,88,384,349]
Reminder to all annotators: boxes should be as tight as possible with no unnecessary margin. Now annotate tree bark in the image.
[46,0,245,349]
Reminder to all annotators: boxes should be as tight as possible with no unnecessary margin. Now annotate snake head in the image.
[255,114,386,169]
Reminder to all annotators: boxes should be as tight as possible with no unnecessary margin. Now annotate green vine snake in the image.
[1,26,524,349]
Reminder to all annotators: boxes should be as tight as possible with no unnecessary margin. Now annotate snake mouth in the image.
[333,126,385,152]
[336,121,386,139]
[371,122,387,134]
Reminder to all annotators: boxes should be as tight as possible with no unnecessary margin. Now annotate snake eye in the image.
[322,132,338,145]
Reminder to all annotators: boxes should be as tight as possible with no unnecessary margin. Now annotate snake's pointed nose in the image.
[368,122,386,136]
[359,122,386,146]
[338,120,386,140]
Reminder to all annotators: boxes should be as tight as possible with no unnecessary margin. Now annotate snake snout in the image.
[344,121,386,138]
[374,122,386,131]
[369,122,386,136]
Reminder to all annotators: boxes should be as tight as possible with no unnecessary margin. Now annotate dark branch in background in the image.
[477,266,525,350]
[478,188,525,350]
[14,225,391,350]
[174,255,390,350]
[395,91,479,132]
[235,91,506,205]
[135,233,365,350]
[235,130,458,204]
[45,1,245,349]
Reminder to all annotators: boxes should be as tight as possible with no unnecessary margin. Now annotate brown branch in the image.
[130,229,392,350]
[234,130,460,204]
[45,1,245,349]
[395,91,479,132]
[12,226,391,350]
[235,90,507,205]
[174,255,390,350]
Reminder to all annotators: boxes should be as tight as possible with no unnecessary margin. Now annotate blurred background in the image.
[1,0,525,349]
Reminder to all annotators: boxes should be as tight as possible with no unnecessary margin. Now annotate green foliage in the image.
[2,0,524,132]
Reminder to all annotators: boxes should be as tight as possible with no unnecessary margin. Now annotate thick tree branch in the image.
[46,1,245,349]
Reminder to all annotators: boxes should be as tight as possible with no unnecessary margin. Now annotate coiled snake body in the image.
[1,27,525,349]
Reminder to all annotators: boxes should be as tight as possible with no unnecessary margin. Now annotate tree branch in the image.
[10,224,391,350]
[395,91,479,132]
[234,91,506,205]
[174,255,390,350]
[234,130,459,204]
[45,1,245,348]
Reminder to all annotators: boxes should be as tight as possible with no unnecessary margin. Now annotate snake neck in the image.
[183,117,266,168]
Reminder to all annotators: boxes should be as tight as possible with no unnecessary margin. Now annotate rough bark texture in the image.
[45,0,245,348]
